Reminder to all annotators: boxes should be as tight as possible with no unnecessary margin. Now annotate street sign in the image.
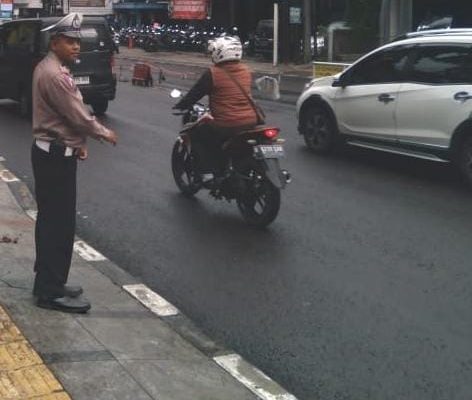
[289,7,301,24]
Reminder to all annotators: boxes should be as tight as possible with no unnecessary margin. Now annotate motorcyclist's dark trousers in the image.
[31,143,77,299]
[190,124,252,175]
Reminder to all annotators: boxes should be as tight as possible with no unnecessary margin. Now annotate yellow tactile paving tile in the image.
[0,310,24,345]
[0,306,71,400]
[36,394,72,400]
[0,341,43,371]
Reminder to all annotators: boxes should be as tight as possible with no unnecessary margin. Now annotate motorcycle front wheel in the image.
[171,140,201,197]
[236,161,281,228]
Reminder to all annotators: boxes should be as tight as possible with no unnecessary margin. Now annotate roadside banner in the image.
[70,0,105,6]
[169,0,210,20]
[0,0,13,12]
[0,0,13,20]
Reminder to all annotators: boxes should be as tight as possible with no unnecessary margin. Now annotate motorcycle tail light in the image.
[263,128,279,139]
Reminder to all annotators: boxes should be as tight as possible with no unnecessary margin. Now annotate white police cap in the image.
[41,13,83,38]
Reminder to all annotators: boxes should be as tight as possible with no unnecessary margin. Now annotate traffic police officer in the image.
[32,13,118,313]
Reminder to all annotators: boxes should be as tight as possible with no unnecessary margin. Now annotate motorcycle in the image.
[170,89,291,227]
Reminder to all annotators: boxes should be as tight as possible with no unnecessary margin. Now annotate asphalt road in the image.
[1,82,472,400]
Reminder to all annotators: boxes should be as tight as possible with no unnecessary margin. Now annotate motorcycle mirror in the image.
[170,89,182,99]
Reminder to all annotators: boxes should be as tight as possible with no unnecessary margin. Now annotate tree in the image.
[345,0,381,49]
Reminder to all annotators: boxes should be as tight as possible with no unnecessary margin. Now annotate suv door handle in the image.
[454,92,472,102]
[378,93,395,103]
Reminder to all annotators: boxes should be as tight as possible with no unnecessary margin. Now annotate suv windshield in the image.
[80,24,111,52]
[40,23,110,53]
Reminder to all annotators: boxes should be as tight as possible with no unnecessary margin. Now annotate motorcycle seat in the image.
[221,126,278,150]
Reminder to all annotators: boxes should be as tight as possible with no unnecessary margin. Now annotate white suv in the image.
[296,30,472,185]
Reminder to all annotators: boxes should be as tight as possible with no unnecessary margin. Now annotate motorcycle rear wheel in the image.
[237,161,281,228]
[171,140,201,197]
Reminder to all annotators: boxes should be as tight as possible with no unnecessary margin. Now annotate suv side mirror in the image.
[332,74,348,88]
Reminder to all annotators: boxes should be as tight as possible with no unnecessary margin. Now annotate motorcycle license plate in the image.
[255,144,285,158]
[73,76,90,85]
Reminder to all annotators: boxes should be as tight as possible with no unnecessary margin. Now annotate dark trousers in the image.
[190,124,239,174]
[31,143,77,298]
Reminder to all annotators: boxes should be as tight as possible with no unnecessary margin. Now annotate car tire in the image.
[91,99,108,116]
[300,104,337,153]
[457,134,472,186]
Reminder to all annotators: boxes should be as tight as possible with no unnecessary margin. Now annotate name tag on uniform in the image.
[74,76,90,85]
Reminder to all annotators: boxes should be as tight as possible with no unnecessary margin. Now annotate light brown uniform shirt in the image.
[32,52,111,148]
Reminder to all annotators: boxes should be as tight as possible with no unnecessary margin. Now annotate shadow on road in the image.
[295,142,470,195]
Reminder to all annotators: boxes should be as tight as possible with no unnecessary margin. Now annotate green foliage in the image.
[346,0,381,31]
[345,0,381,48]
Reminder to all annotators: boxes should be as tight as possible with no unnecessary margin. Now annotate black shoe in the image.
[33,285,83,298]
[63,285,83,298]
[36,296,91,314]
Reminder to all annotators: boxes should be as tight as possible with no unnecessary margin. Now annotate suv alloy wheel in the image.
[301,104,337,153]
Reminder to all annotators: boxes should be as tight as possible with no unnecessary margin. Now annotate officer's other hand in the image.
[105,130,118,146]
[78,146,88,161]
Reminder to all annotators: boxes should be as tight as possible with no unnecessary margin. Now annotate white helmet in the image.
[208,36,242,64]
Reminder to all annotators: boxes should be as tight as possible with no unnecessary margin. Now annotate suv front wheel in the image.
[91,99,109,116]
[300,104,337,153]
[457,135,472,186]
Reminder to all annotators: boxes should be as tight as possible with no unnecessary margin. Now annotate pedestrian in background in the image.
[31,13,118,313]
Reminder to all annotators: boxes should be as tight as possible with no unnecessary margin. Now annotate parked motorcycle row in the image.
[113,24,240,53]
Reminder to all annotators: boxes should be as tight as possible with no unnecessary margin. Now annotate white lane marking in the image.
[73,240,107,262]
[25,210,38,221]
[1,169,19,183]
[123,284,179,317]
[214,354,298,400]
[0,156,5,162]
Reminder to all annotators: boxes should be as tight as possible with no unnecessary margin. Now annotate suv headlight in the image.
[304,80,316,91]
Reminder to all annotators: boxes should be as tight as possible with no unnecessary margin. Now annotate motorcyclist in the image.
[173,36,259,179]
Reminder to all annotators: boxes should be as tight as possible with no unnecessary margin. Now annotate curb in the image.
[115,53,310,100]
[0,158,299,400]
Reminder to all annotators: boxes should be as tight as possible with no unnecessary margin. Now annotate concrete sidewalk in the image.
[0,159,297,399]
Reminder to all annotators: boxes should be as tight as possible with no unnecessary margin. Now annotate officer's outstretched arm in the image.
[45,74,116,144]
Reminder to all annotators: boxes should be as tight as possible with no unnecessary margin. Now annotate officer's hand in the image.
[104,130,118,146]
[78,146,88,161]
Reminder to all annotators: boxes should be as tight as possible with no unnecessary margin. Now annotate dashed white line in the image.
[1,169,19,183]
[0,156,5,162]
[73,240,107,262]
[25,210,38,221]
[214,354,298,400]
[123,283,179,317]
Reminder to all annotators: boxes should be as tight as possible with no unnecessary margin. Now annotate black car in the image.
[0,16,117,116]
[254,19,274,58]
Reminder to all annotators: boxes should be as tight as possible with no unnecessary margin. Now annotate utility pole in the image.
[229,0,236,27]
[302,0,312,63]
[278,0,290,63]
